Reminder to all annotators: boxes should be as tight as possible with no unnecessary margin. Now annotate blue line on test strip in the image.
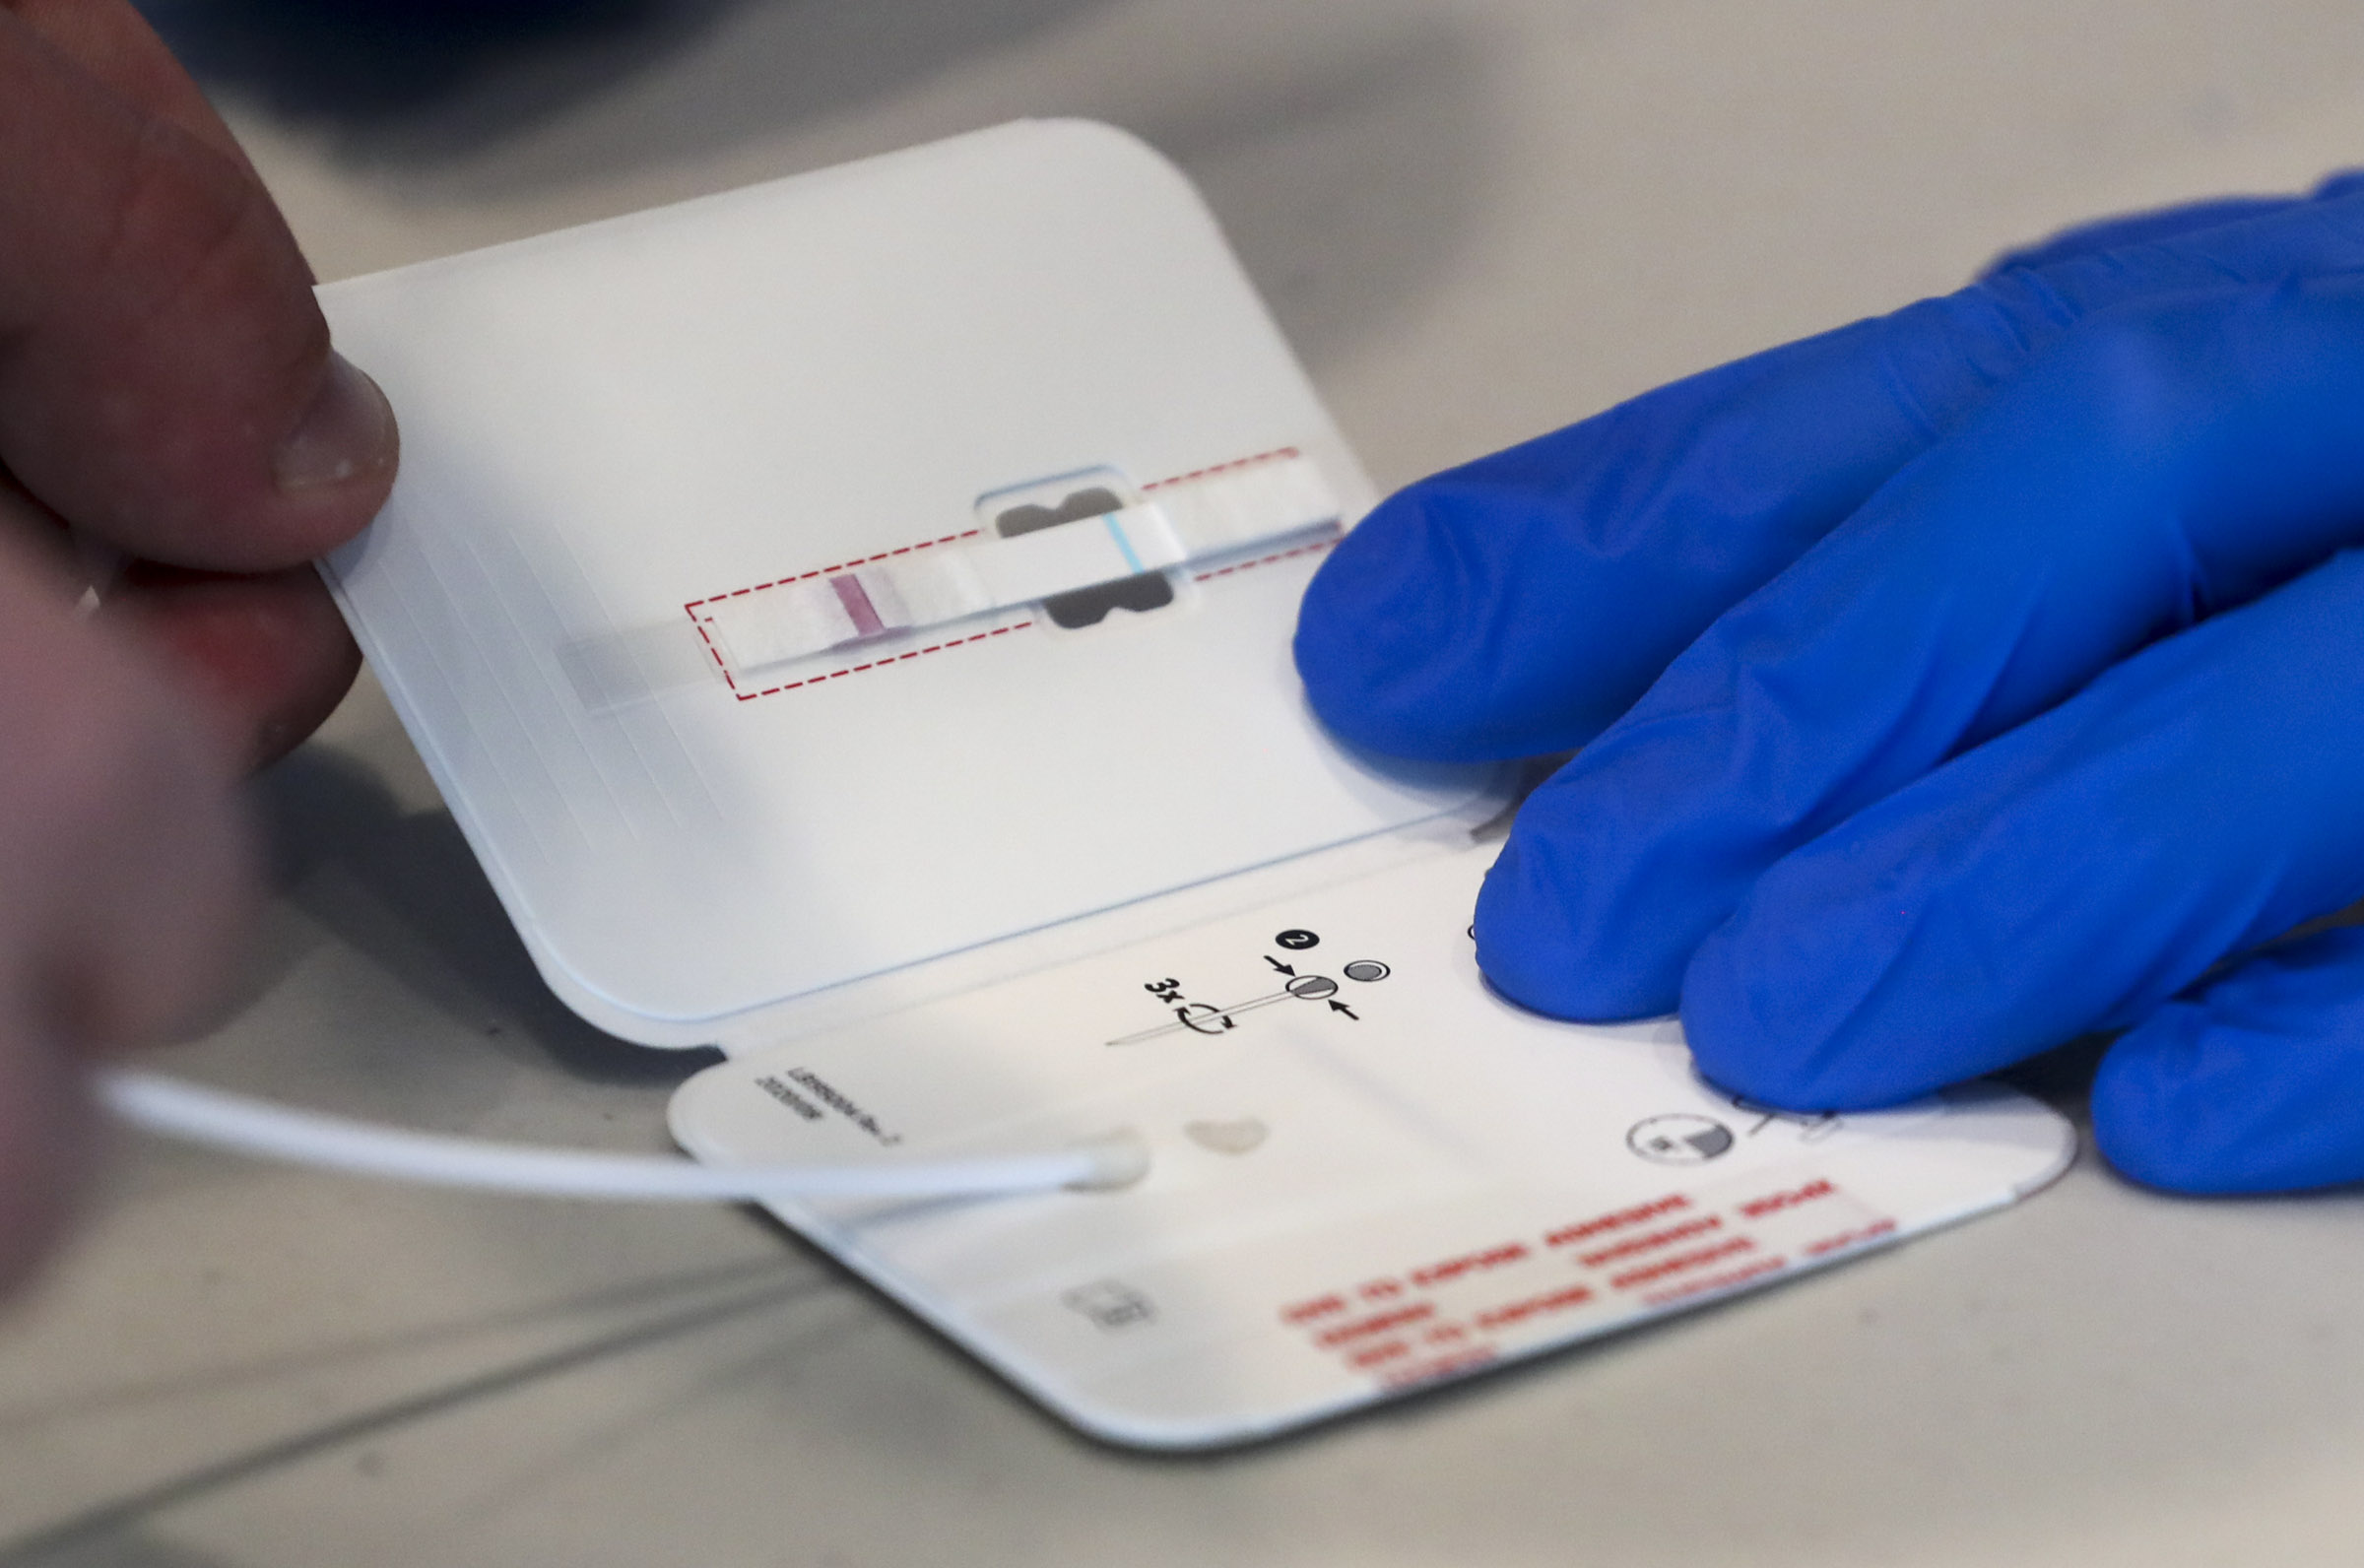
[1102,513,1147,575]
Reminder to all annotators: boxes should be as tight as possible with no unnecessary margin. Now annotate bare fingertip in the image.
[273,353,397,495]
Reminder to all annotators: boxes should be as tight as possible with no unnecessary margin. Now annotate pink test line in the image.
[829,572,887,639]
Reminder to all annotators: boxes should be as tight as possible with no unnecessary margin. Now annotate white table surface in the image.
[8,3,2364,1563]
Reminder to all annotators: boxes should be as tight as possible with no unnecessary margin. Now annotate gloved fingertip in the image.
[1471,834,1684,1022]
[1677,920,1871,1113]
[2086,1003,2333,1195]
[1678,870,1960,1114]
[2092,929,2364,1195]
[1294,481,1485,760]
[2311,167,2364,203]
[2086,1007,2233,1194]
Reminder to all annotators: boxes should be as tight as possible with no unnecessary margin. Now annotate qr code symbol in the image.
[1062,1279,1156,1331]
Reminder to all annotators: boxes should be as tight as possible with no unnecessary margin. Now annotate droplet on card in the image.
[1185,1118,1269,1155]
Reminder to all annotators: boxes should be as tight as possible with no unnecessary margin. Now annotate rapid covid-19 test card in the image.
[315,120,2073,1448]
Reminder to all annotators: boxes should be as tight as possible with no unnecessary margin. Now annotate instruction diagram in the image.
[1107,928,1392,1047]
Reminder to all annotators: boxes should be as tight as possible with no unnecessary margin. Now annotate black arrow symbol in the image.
[1265,956,1296,976]
[1328,1000,1358,1019]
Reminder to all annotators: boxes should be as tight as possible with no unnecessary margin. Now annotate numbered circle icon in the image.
[1275,929,1320,950]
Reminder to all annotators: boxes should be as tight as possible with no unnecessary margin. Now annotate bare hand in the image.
[0,0,396,1285]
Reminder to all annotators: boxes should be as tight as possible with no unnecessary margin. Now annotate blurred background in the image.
[138,0,2364,483]
[9,5,2364,1565]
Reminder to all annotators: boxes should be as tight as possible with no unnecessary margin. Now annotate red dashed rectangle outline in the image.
[683,446,1317,704]
[1139,445,1301,491]
[1188,536,1338,584]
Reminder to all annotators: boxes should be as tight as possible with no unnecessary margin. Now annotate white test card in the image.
[671,844,2074,1449]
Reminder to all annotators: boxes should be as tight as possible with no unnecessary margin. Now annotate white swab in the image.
[97,1070,1148,1202]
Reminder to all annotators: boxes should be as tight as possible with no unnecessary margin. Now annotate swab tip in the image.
[1065,1128,1151,1191]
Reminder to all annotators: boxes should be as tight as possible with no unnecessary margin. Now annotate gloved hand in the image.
[0,0,396,1287]
[1297,171,2364,1196]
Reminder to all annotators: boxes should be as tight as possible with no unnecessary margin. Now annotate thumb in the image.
[0,10,395,571]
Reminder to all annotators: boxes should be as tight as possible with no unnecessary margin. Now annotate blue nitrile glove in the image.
[1296,171,2364,1195]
